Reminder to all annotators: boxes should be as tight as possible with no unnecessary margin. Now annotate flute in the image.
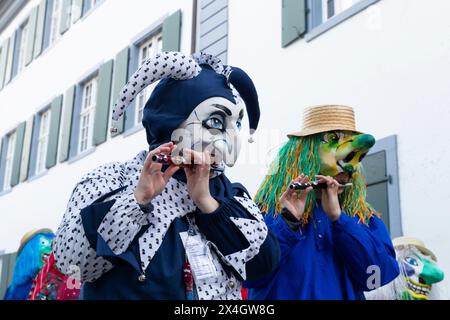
[152,154,225,173]
[289,181,353,190]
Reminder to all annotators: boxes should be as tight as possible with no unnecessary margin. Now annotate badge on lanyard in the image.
[180,217,217,282]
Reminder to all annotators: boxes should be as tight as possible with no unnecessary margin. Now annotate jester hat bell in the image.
[111,52,260,145]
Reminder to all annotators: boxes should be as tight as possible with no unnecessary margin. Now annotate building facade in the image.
[0,0,449,297]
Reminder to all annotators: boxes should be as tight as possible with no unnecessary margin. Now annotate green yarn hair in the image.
[254,136,377,225]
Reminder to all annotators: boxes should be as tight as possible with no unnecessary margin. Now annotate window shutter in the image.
[42,0,54,52]
[111,48,129,136]
[0,39,10,89]
[25,7,38,66]
[46,95,63,169]
[282,0,306,47]
[93,60,114,145]
[10,122,26,187]
[0,136,7,191]
[72,0,83,23]
[4,34,16,84]
[124,46,139,131]
[19,116,35,182]
[0,253,10,298]
[33,0,48,59]
[6,252,17,290]
[82,0,91,16]
[11,29,21,79]
[162,9,182,51]
[60,0,73,35]
[197,0,229,63]
[68,85,83,159]
[27,114,40,178]
[59,86,76,162]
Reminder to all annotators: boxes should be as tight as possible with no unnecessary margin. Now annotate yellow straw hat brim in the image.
[392,236,437,262]
[288,105,363,138]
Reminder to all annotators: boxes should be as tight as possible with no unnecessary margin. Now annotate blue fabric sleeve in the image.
[331,213,400,291]
[266,214,303,262]
[244,214,300,289]
[194,197,279,282]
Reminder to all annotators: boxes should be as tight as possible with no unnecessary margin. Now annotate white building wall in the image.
[1,0,449,296]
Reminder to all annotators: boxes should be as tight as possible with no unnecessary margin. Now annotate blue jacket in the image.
[245,203,399,300]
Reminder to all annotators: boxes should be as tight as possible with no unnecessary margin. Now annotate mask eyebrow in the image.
[213,104,232,116]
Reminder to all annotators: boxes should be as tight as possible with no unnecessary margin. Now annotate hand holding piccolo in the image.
[152,153,224,173]
[289,181,352,190]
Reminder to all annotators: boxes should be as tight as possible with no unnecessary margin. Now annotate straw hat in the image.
[392,236,437,262]
[17,228,53,256]
[288,105,363,138]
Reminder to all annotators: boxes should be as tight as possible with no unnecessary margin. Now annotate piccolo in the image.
[152,154,225,173]
[289,181,353,190]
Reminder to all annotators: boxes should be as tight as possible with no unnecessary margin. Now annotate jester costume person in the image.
[365,237,445,300]
[245,105,400,300]
[3,229,54,300]
[53,52,279,300]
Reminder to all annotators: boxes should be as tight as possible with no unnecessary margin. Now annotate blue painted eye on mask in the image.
[401,260,417,277]
[205,117,225,131]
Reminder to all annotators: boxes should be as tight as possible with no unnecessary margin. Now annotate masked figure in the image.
[365,237,445,300]
[4,229,54,300]
[245,105,399,299]
[53,52,279,300]
[28,252,81,300]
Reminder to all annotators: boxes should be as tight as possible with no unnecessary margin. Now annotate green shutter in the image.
[60,0,72,35]
[93,60,114,146]
[59,86,75,162]
[72,0,83,23]
[0,254,10,298]
[25,7,38,66]
[7,252,17,290]
[10,122,26,187]
[33,0,48,59]
[19,116,34,182]
[46,95,63,169]
[110,47,129,136]
[0,39,10,89]
[162,9,182,52]
[282,0,306,47]
[4,35,15,84]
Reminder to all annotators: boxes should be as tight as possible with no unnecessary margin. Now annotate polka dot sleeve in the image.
[53,162,143,282]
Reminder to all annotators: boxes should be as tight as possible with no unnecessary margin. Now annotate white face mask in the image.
[171,97,244,167]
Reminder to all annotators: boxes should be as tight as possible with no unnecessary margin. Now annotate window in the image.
[305,0,380,41]
[3,132,16,190]
[78,78,97,153]
[322,0,362,21]
[36,109,51,174]
[50,0,62,45]
[135,33,162,125]
[17,21,29,72]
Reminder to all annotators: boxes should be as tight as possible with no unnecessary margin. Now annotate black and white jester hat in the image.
[111,52,260,145]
